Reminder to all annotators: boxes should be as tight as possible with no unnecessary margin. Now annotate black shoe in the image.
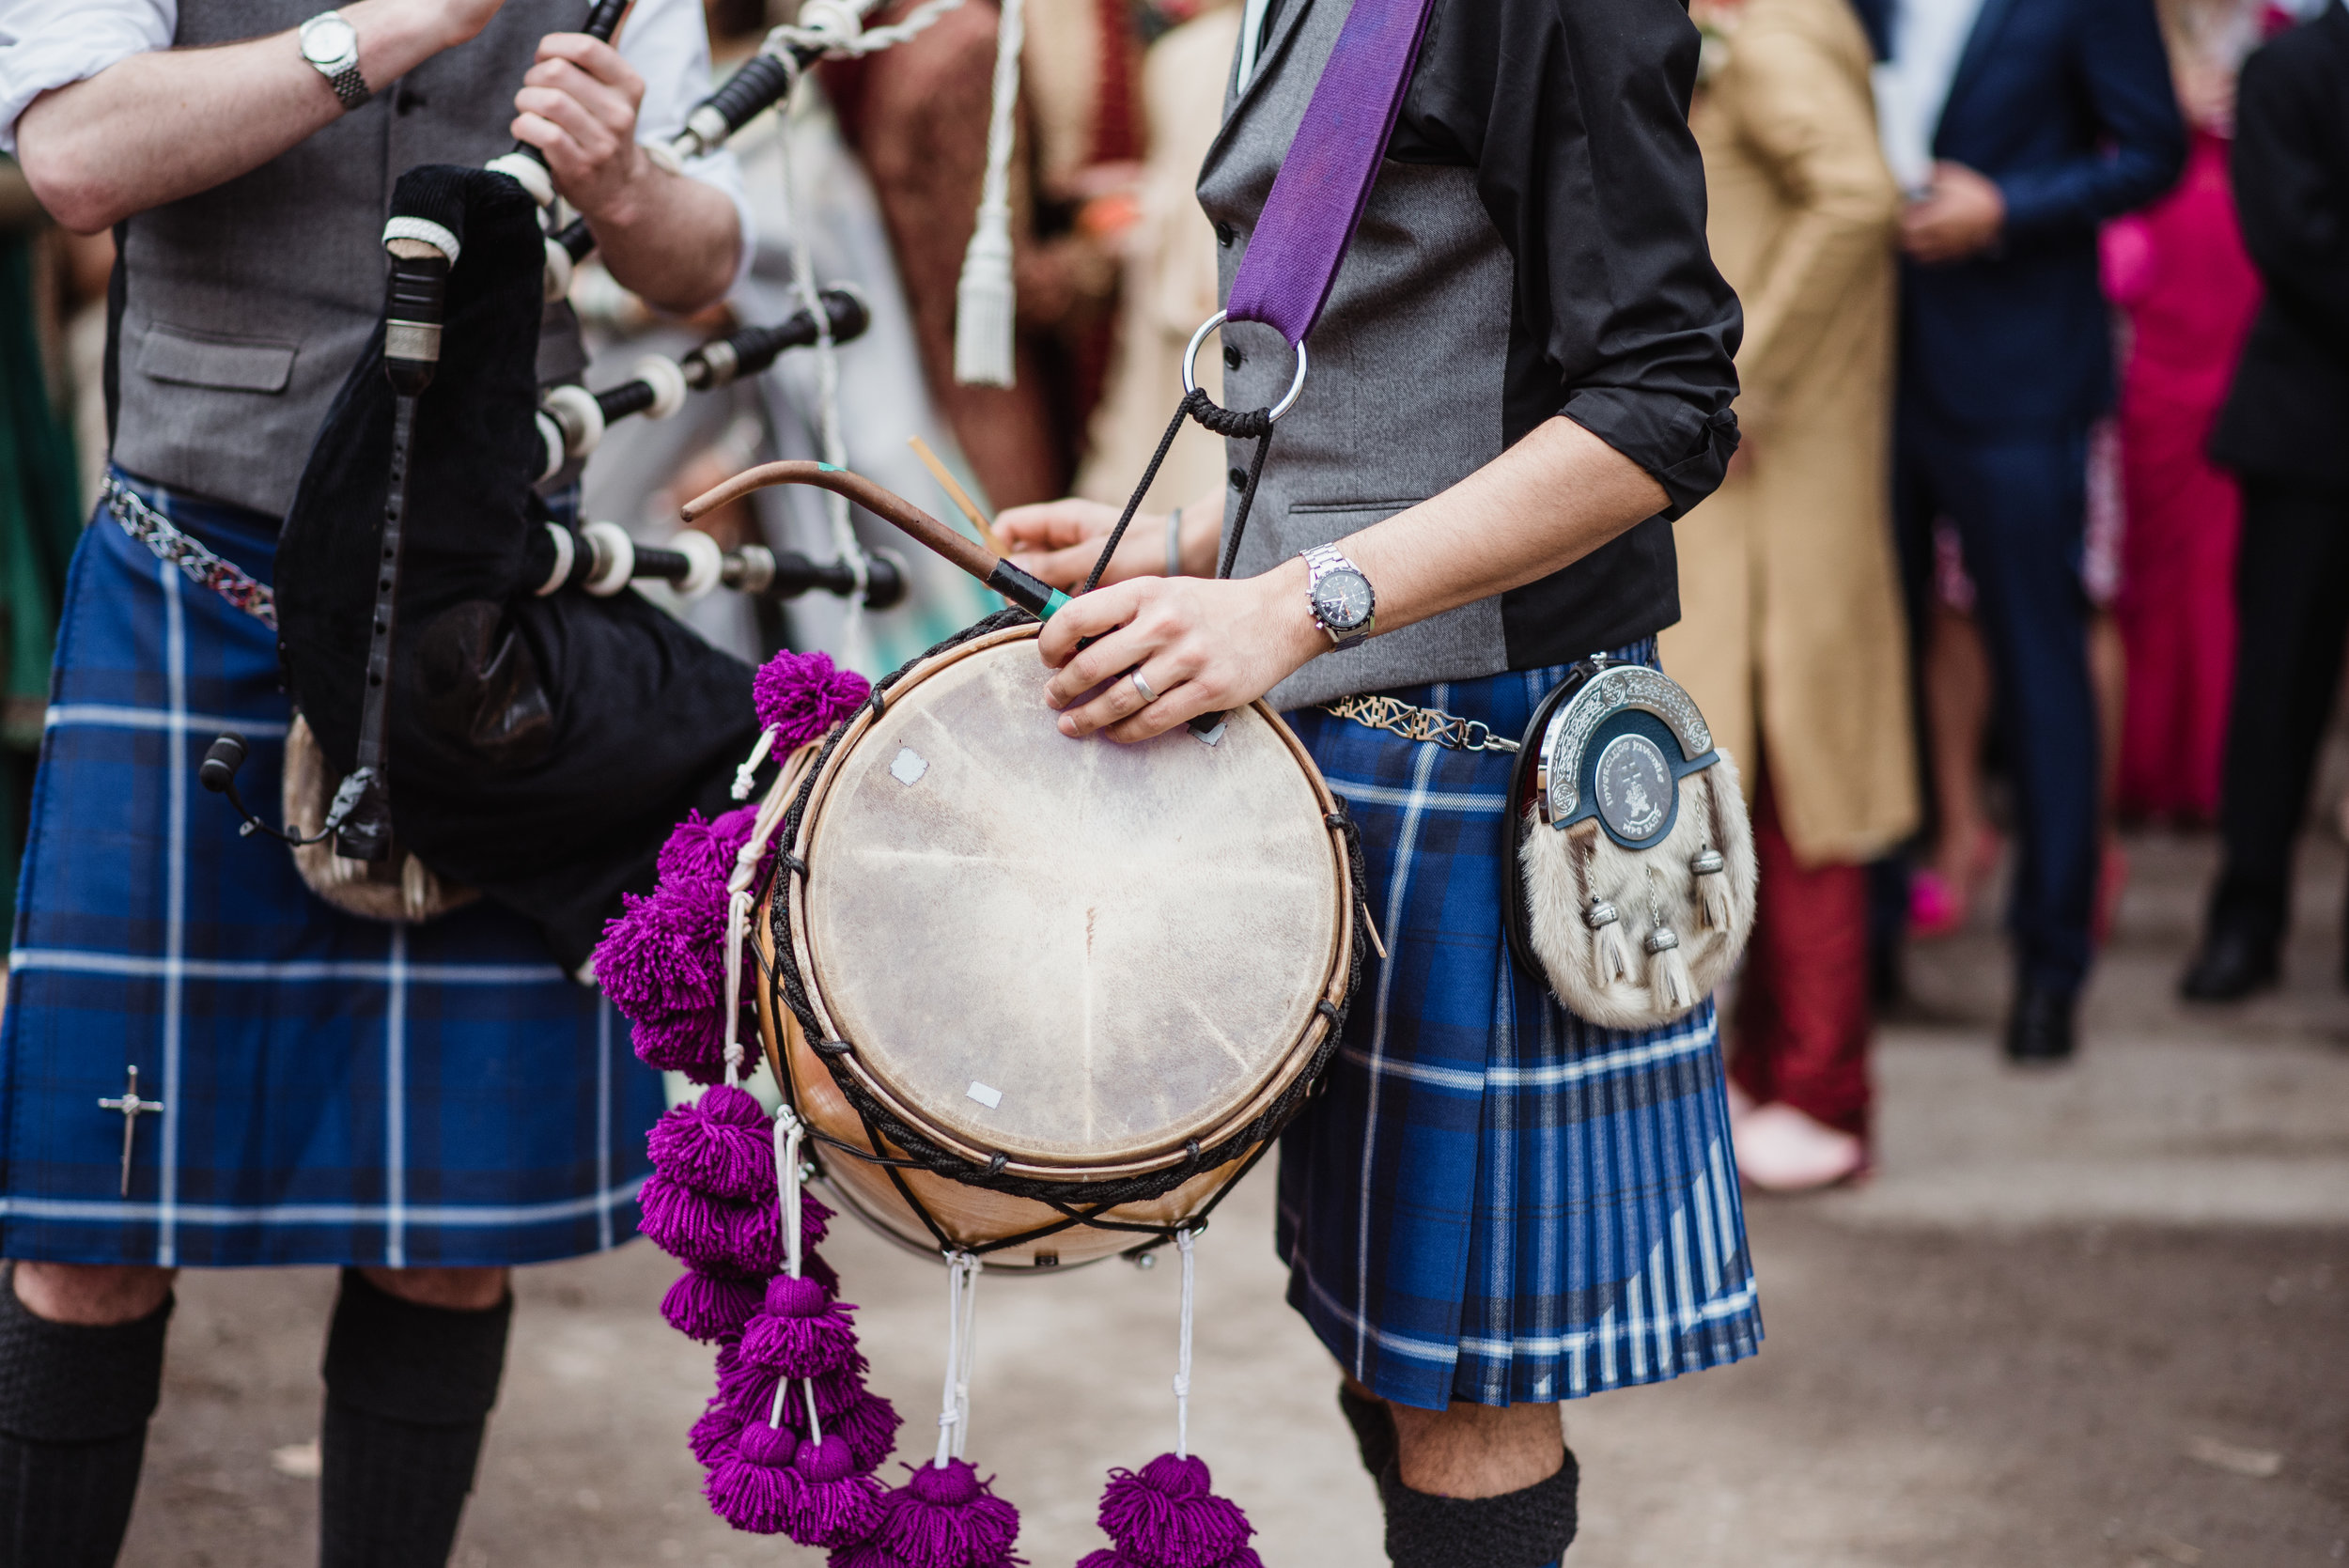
[2179,926,2278,1002]
[2004,985,2077,1065]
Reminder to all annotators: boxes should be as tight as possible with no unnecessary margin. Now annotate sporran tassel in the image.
[952,0,1024,387]
[1585,899,1629,987]
[1644,924,1697,1014]
[1692,847,1730,932]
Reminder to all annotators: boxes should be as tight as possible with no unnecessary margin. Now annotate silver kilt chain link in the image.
[1321,693,1521,753]
[102,477,279,629]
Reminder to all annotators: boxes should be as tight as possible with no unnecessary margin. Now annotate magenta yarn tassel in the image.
[661,1267,768,1343]
[1086,1454,1257,1568]
[646,1084,776,1203]
[629,1005,731,1079]
[786,1384,902,1474]
[739,1274,865,1378]
[596,885,726,1025]
[782,1434,886,1547]
[636,1172,784,1275]
[754,649,871,748]
[1077,1552,1263,1568]
[837,1458,1020,1568]
[718,1346,872,1427]
[707,1419,805,1534]
[656,804,763,888]
[691,1396,747,1468]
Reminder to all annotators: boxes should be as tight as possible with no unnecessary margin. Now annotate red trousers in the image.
[1729,779,1873,1138]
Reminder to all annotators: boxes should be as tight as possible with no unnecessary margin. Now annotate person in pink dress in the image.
[2103,0,2268,824]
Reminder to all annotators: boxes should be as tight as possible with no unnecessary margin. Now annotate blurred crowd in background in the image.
[2,0,2344,1191]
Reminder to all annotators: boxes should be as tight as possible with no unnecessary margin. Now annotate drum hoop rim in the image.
[771,621,1356,1182]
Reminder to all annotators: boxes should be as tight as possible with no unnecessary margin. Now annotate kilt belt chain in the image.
[1320,693,1521,753]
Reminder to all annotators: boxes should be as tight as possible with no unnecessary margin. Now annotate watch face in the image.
[303,15,357,64]
[1314,568,1374,631]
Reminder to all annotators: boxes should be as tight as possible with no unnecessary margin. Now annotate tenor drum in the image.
[754,622,1357,1267]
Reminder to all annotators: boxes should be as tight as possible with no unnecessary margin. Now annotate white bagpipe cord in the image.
[1173,1229,1197,1459]
[766,1104,823,1437]
[952,0,1024,388]
[934,1250,983,1466]
[719,772,799,1070]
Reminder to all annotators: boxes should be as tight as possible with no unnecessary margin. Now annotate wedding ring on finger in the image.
[1129,669,1160,705]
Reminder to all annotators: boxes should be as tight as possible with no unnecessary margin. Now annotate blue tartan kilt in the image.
[1276,648,1763,1410]
[0,472,665,1269]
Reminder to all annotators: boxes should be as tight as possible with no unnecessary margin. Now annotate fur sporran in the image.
[283,714,478,924]
[1504,663,1756,1030]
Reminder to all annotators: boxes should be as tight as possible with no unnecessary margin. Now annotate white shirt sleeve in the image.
[0,0,175,155]
[615,0,754,292]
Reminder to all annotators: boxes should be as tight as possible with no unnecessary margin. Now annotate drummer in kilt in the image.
[0,0,743,1560]
[1001,0,1758,1560]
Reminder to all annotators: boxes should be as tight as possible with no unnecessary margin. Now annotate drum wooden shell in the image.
[754,623,1353,1267]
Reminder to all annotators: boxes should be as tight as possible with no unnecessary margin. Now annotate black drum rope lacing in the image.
[754,375,1369,1256]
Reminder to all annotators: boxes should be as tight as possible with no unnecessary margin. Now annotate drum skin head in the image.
[801,636,1344,1167]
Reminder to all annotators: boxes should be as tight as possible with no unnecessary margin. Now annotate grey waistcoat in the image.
[113,0,587,521]
[1197,0,1514,712]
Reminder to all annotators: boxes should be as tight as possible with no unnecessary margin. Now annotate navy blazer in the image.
[1896,0,2186,431]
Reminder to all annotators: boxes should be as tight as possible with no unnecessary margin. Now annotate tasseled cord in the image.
[1079,1230,1262,1568]
[952,0,1024,388]
[1585,898,1630,988]
[1645,923,1696,1014]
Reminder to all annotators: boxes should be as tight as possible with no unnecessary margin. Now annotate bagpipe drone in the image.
[204,0,983,968]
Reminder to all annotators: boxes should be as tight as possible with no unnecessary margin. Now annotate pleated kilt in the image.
[1276,645,1763,1410]
[0,471,664,1268]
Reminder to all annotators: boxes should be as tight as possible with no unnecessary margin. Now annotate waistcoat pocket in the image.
[135,325,298,394]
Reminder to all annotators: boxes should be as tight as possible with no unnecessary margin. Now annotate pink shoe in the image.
[1734,1102,1868,1193]
[1909,868,1964,939]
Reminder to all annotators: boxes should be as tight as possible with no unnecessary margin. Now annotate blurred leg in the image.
[0,1263,176,1568]
[318,1266,512,1568]
[1735,776,1872,1139]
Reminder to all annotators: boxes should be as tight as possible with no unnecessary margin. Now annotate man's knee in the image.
[10,1261,176,1326]
[1389,1399,1564,1498]
[359,1265,507,1312]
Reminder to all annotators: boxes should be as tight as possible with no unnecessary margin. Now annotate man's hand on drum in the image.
[1034,567,1323,744]
[997,488,1225,588]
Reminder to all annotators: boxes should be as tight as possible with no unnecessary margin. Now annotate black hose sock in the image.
[1337,1381,1397,1481]
[1379,1448,1580,1568]
[0,1264,174,1568]
[319,1269,512,1568]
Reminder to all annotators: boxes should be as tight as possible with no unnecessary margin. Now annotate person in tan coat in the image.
[1664,0,1918,1189]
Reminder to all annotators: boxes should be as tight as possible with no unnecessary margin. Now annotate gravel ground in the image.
[113,828,2349,1568]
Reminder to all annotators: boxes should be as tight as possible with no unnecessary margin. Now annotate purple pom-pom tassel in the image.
[629,1005,731,1079]
[1089,1453,1257,1568]
[661,1267,769,1343]
[754,649,872,749]
[647,1083,776,1203]
[637,1173,783,1275]
[719,1347,874,1427]
[740,1274,865,1378]
[786,1384,902,1475]
[657,804,762,889]
[692,1396,747,1468]
[782,1433,886,1546]
[596,887,727,1028]
[847,1458,1020,1568]
[707,1418,805,1533]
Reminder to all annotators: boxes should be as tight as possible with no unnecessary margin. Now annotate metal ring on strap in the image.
[1182,309,1307,423]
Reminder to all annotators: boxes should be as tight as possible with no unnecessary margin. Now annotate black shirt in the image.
[1255,0,1743,664]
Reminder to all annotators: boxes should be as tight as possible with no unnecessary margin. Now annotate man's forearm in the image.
[577,163,739,315]
[16,0,479,235]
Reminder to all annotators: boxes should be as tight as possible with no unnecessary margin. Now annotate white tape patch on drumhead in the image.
[1191,722,1226,747]
[891,746,928,784]
[966,1080,1003,1110]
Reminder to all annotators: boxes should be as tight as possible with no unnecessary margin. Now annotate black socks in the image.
[1338,1381,1398,1480]
[319,1269,512,1568]
[0,1264,173,1568]
[1379,1448,1580,1568]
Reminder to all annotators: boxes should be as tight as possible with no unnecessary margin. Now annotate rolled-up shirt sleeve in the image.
[618,0,754,292]
[1392,0,1743,518]
[0,0,173,154]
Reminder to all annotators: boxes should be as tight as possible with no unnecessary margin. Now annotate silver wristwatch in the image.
[300,11,371,112]
[1300,543,1377,650]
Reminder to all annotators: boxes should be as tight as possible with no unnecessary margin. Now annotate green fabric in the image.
[0,230,86,942]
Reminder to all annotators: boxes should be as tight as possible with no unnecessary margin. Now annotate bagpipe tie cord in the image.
[0,1263,173,1568]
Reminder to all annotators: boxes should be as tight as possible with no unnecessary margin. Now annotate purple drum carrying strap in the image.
[1224,0,1440,348]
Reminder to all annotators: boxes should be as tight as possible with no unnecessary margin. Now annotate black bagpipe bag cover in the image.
[278,165,756,970]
